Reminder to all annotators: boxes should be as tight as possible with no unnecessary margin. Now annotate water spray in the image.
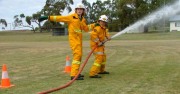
[111,0,180,39]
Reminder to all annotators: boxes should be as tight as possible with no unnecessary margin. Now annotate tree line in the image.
[1,0,177,32]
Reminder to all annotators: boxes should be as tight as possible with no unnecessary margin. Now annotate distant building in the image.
[169,15,180,32]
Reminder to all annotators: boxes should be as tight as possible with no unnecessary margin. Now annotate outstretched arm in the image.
[38,15,71,24]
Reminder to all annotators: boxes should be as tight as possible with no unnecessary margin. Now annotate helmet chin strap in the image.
[78,15,83,21]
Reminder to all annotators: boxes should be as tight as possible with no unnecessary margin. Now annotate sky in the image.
[0,0,106,31]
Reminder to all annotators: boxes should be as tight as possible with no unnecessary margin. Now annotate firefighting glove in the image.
[107,37,111,41]
[38,16,48,22]
[98,42,104,47]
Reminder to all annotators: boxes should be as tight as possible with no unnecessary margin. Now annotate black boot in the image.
[89,75,101,78]
[98,71,110,74]
[71,76,84,80]
[79,74,84,77]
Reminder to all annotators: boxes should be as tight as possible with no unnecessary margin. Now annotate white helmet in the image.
[99,15,108,22]
[75,3,85,10]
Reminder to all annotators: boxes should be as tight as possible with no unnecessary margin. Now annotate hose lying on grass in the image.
[38,46,98,94]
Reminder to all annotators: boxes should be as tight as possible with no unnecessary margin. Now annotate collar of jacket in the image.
[73,13,84,21]
[95,23,106,30]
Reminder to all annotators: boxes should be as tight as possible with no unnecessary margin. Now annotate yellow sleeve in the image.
[88,23,95,31]
[91,27,101,44]
[105,29,110,38]
[82,19,89,32]
[49,15,71,23]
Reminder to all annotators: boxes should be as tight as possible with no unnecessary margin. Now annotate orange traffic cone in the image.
[64,56,71,73]
[0,64,14,88]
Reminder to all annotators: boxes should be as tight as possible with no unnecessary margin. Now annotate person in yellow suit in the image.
[38,3,89,80]
[89,15,111,78]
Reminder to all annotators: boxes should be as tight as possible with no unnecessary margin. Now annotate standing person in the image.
[89,15,111,78]
[38,3,89,80]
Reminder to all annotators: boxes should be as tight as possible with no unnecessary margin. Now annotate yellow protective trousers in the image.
[89,46,107,76]
[71,60,81,77]
[69,33,83,76]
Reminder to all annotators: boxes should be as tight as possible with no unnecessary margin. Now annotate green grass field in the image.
[0,31,180,94]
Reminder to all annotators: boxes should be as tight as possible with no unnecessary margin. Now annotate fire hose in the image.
[38,43,104,94]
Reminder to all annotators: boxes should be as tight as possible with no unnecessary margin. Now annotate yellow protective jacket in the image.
[49,13,89,62]
[90,23,110,49]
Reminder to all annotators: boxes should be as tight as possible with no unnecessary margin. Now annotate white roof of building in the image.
[169,15,180,22]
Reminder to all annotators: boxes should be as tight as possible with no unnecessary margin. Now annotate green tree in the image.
[13,14,25,29]
[90,0,105,22]
[115,0,134,30]
[25,16,35,32]
[0,19,7,30]
[25,12,42,32]
[39,0,74,31]
[82,0,91,23]
[42,0,73,15]
[13,13,35,32]
[82,0,118,31]
[20,13,25,19]
[0,19,7,27]
[25,0,74,32]
[149,0,176,11]
[82,0,112,23]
